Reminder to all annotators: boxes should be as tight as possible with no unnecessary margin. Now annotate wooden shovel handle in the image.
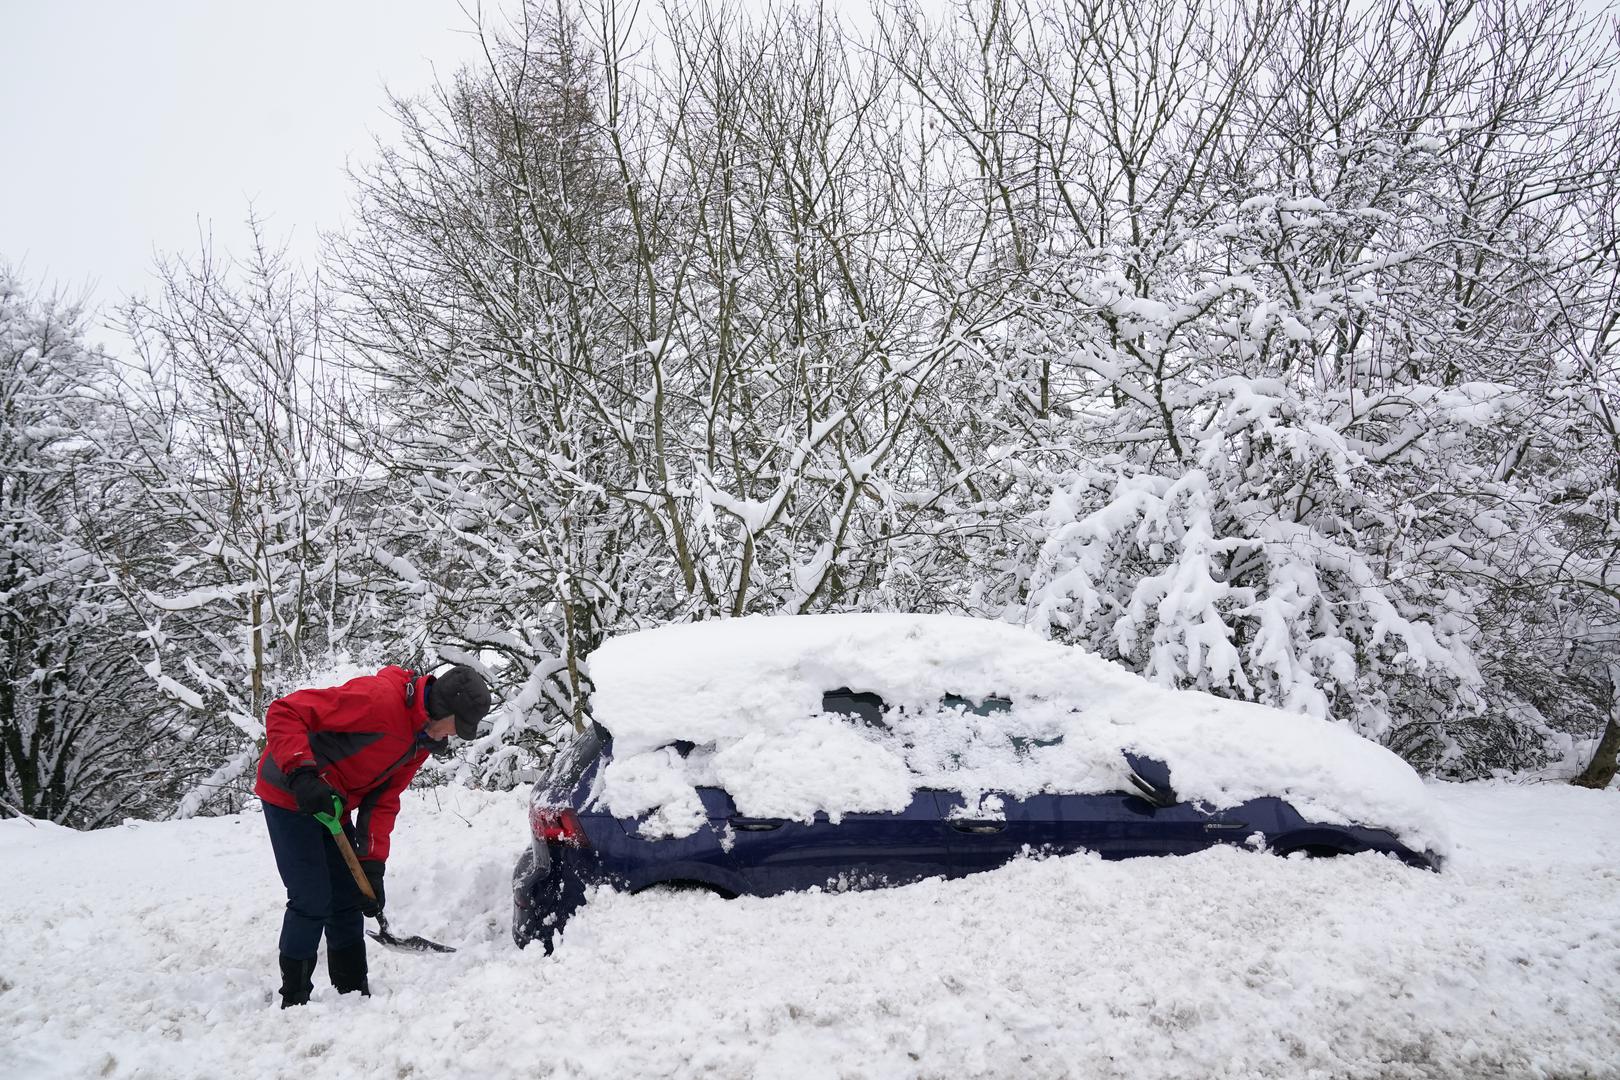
[331,827,378,902]
[316,801,378,903]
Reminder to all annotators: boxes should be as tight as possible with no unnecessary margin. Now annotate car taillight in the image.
[530,805,590,848]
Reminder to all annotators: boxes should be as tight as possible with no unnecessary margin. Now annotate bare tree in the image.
[0,271,159,827]
[113,221,375,814]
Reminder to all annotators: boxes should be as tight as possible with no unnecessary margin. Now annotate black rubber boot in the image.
[327,941,370,997]
[278,954,316,1008]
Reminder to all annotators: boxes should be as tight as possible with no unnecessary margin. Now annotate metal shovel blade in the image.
[370,914,457,954]
[320,816,457,954]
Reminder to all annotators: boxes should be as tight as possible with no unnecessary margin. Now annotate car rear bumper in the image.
[512,840,597,952]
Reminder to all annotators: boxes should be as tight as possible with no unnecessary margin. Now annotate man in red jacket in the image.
[256,663,491,1007]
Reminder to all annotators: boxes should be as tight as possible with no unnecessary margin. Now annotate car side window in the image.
[822,688,889,729]
[823,690,1061,774]
[940,693,1061,759]
[941,694,1013,717]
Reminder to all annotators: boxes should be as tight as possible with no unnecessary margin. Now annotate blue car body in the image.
[511,721,1440,952]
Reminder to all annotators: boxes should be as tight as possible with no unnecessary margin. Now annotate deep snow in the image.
[2,781,1617,1079]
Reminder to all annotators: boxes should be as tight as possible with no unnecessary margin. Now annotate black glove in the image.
[288,767,339,817]
[360,860,386,918]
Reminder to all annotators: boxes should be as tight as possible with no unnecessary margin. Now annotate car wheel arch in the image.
[632,878,738,899]
[1270,829,1363,859]
[624,859,746,898]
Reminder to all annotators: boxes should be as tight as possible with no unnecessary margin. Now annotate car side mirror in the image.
[1123,752,1177,808]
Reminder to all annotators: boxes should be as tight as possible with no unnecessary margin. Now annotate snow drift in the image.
[2,782,1615,1080]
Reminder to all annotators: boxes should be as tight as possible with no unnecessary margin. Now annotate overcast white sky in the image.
[0,1,485,324]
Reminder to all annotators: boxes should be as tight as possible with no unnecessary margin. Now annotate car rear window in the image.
[540,724,605,799]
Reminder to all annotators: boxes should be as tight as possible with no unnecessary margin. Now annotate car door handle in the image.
[1203,820,1249,832]
[731,817,784,831]
[949,821,1006,834]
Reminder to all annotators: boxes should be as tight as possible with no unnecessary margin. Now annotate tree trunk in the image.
[1572,669,1619,790]
[1572,713,1620,790]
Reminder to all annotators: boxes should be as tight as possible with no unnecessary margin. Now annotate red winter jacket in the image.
[255,666,438,863]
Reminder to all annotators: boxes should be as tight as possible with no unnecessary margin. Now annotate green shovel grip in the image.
[313,795,345,836]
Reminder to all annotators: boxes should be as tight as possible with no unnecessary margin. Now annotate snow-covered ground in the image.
[2,782,1616,1080]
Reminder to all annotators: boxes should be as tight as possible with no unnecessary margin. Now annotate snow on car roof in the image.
[587,613,1448,852]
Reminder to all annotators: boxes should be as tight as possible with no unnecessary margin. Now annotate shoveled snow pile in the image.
[589,614,1447,851]
[2,782,1617,1080]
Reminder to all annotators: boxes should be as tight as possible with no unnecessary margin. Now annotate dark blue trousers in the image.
[263,800,365,959]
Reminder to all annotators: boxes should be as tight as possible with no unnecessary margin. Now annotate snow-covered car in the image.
[512,614,1446,952]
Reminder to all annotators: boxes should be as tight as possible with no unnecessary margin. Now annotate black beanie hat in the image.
[429,665,492,739]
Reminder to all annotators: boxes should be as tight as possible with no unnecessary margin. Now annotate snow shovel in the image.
[314,798,457,954]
